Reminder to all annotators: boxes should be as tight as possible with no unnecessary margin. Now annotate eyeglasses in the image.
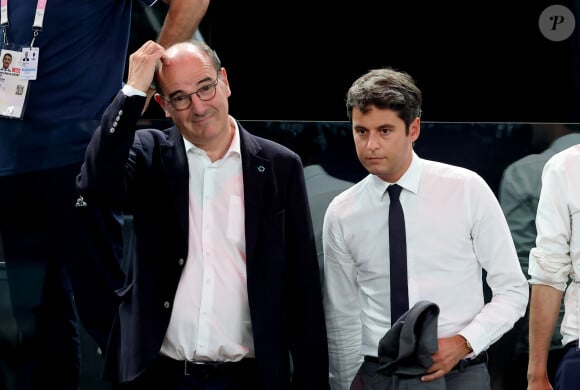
[162,78,219,111]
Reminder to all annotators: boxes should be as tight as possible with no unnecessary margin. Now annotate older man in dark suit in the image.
[76,40,329,389]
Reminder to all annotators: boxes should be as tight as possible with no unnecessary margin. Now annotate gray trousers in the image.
[356,360,490,390]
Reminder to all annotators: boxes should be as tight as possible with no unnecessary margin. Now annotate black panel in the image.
[200,1,580,122]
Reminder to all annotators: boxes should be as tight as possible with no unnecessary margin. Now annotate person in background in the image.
[323,67,529,390]
[0,1,209,389]
[295,124,355,287]
[497,123,580,389]
[527,144,580,390]
[76,39,329,389]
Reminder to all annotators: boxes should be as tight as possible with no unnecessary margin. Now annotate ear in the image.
[154,93,172,118]
[409,117,421,142]
[219,67,232,98]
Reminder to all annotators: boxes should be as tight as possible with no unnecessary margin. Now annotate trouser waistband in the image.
[363,351,488,371]
[451,351,488,371]
[157,355,257,377]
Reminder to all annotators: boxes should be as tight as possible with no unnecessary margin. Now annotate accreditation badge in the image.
[19,47,39,80]
[0,44,31,119]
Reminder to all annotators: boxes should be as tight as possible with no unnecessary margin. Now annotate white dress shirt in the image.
[323,152,529,389]
[529,144,580,346]
[160,118,254,362]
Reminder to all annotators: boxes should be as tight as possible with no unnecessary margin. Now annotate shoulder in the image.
[542,144,580,185]
[418,159,495,201]
[503,152,549,176]
[421,159,483,183]
[546,144,580,168]
[326,177,368,213]
[134,126,178,147]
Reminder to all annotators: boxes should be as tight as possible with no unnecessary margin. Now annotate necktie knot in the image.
[387,184,402,201]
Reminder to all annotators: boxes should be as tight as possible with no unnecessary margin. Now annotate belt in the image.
[363,351,488,371]
[157,355,256,377]
[451,351,487,371]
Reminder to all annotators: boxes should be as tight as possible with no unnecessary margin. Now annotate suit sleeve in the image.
[72,90,145,349]
[77,91,145,206]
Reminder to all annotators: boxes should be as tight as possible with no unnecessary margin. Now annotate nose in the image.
[189,93,207,114]
[366,132,380,150]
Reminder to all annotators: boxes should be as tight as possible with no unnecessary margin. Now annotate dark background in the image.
[198,0,580,123]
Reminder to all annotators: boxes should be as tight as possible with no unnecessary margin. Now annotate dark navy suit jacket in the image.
[77,91,329,388]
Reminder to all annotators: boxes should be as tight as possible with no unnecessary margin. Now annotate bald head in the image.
[154,41,221,93]
[165,41,207,59]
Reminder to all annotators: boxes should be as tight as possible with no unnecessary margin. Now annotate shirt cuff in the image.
[122,84,147,97]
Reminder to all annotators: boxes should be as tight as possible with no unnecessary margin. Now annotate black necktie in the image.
[388,184,408,322]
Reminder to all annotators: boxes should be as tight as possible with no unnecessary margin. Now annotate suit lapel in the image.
[160,126,189,247]
[239,126,268,262]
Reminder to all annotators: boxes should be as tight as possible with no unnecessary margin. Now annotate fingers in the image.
[421,360,450,382]
[421,368,446,382]
[127,41,169,93]
[421,352,459,382]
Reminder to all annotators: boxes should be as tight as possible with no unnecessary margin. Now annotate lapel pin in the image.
[75,196,87,207]
[257,166,265,173]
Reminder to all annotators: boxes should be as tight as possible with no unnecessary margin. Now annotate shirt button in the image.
[163,301,170,309]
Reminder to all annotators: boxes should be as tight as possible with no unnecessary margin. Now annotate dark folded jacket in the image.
[375,300,446,389]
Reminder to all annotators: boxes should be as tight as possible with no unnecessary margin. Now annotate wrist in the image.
[122,84,147,97]
[459,335,473,354]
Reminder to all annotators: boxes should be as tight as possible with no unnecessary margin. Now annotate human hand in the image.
[421,335,468,382]
[126,40,170,94]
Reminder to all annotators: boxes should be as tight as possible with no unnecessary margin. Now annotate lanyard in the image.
[1,0,48,46]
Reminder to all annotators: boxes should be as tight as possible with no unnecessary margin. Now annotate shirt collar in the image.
[368,151,423,199]
[182,115,241,158]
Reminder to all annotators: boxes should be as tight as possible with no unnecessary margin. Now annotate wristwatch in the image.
[460,335,473,354]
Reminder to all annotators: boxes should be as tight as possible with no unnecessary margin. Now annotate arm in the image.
[156,0,210,48]
[323,200,363,390]
[142,0,210,110]
[74,42,166,350]
[79,41,168,200]
[527,156,574,390]
[463,175,529,353]
[527,284,562,390]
